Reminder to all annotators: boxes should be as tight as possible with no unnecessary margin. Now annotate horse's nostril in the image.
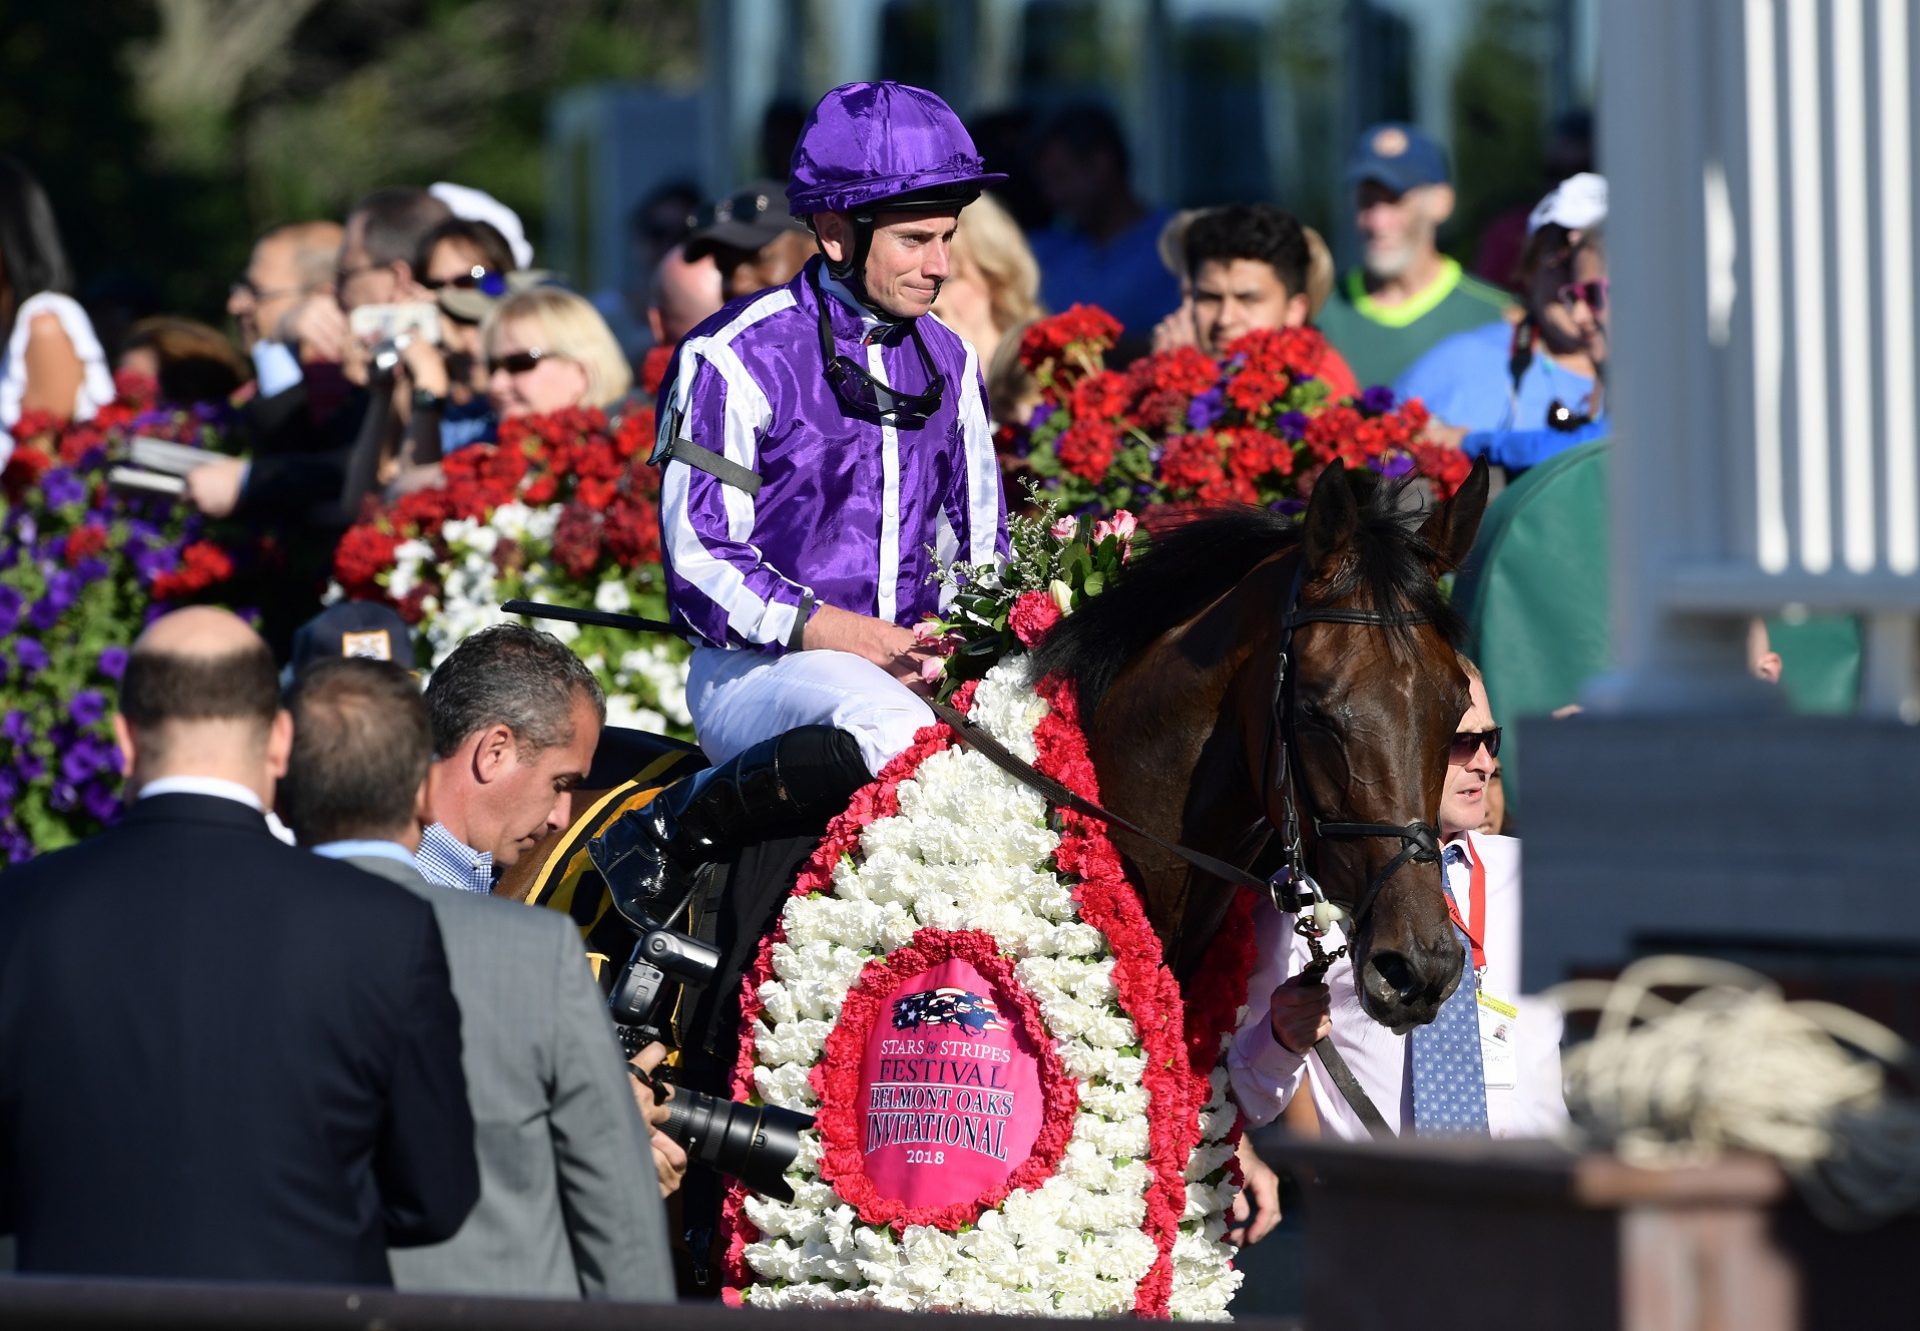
[1370,950,1419,1000]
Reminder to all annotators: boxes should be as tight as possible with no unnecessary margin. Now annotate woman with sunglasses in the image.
[1394,173,1611,474]
[479,286,632,421]
[388,218,521,473]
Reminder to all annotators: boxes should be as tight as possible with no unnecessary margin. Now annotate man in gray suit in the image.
[280,657,674,1300]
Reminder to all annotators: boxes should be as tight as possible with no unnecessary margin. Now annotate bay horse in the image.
[505,456,1489,1036]
[1032,456,1488,1025]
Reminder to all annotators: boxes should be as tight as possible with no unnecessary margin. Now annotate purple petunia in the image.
[41,469,85,509]
[16,638,49,673]
[133,545,178,584]
[1370,450,1416,478]
[98,645,129,680]
[68,689,108,728]
[1275,410,1311,441]
[1028,403,1055,434]
[26,596,61,632]
[73,556,110,584]
[61,744,107,785]
[1186,386,1227,432]
[82,781,123,823]
[0,584,20,636]
[2,709,32,747]
[1359,385,1397,415]
[44,568,81,613]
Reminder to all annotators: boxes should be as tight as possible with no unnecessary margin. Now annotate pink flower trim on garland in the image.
[809,927,1080,1231]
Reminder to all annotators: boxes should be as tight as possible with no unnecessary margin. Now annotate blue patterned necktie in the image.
[1408,844,1490,1134]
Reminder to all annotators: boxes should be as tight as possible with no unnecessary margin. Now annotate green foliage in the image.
[0,2,699,326]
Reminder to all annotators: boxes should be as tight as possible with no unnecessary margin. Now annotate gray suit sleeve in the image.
[542,916,675,1300]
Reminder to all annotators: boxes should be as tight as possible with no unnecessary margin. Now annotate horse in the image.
[1031,456,1489,1026]
[506,455,1490,1038]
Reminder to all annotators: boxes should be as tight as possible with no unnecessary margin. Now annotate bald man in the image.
[647,242,724,348]
[0,608,478,1285]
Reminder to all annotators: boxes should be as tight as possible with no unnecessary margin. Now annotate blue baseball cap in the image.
[288,601,417,681]
[1346,123,1450,194]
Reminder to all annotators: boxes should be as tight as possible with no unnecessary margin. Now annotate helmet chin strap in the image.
[820,212,913,326]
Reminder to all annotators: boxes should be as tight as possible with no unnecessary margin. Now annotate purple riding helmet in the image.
[786,81,1006,299]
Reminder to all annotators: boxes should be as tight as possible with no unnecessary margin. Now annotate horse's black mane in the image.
[1030,476,1464,718]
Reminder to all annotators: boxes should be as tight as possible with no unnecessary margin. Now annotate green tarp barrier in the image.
[1452,440,1859,815]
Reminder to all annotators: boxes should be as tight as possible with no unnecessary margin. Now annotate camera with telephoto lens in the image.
[610,920,812,1200]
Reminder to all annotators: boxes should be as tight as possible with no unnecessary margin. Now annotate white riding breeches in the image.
[686,646,934,777]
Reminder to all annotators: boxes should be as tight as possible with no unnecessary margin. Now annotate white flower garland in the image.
[737,662,1241,1318]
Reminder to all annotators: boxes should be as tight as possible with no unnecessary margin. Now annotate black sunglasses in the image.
[814,273,946,423]
[692,189,780,231]
[1448,727,1502,764]
[489,348,560,376]
[424,266,508,296]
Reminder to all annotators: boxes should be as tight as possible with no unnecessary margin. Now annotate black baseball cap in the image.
[683,179,810,261]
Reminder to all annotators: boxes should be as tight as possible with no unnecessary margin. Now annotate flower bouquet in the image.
[919,495,1138,702]
[332,399,692,736]
[1006,304,1471,513]
[0,378,254,863]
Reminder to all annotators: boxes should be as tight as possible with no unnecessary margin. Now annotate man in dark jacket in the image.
[282,657,676,1298]
[0,607,477,1285]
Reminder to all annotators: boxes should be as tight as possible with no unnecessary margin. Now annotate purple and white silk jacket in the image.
[656,257,1006,652]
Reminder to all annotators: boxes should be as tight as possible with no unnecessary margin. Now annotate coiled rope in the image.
[1548,955,1920,1229]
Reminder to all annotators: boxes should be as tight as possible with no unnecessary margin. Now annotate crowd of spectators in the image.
[0,92,1614,1302]
[0,102,1610,549]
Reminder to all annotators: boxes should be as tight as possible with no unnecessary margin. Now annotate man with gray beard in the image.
[1316,122,1514,387]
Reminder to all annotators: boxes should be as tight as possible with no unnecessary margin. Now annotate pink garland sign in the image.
[723,660,1258,1318]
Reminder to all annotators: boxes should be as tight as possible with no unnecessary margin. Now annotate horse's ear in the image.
[1302,458,1360,570]
[1419,456,1491,570]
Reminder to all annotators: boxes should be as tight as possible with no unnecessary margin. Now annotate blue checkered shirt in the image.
[413,821,495,894]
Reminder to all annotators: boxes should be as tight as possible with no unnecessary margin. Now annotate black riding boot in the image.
[589,725,871,925]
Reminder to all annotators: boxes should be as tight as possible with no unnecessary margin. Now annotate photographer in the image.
[285,655,677,1299]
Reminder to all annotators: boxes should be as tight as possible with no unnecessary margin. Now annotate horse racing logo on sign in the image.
[859,959,1045,1204]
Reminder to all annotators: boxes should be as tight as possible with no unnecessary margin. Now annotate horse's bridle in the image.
[927,555,1446,975]
[1259,561,1445,973]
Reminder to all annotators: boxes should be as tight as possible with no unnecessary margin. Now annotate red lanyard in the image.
[1445,837,1488,973]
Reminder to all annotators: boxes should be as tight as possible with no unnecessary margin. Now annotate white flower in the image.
[594,578,632,613]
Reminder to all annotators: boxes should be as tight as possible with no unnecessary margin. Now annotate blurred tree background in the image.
[0,0,699,330]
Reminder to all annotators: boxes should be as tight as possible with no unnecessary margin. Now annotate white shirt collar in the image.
[136,775,264,813]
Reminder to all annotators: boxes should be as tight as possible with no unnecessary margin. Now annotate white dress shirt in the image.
[1228,831,1568,1141]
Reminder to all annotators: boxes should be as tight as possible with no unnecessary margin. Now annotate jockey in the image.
[592,82,1009,910]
